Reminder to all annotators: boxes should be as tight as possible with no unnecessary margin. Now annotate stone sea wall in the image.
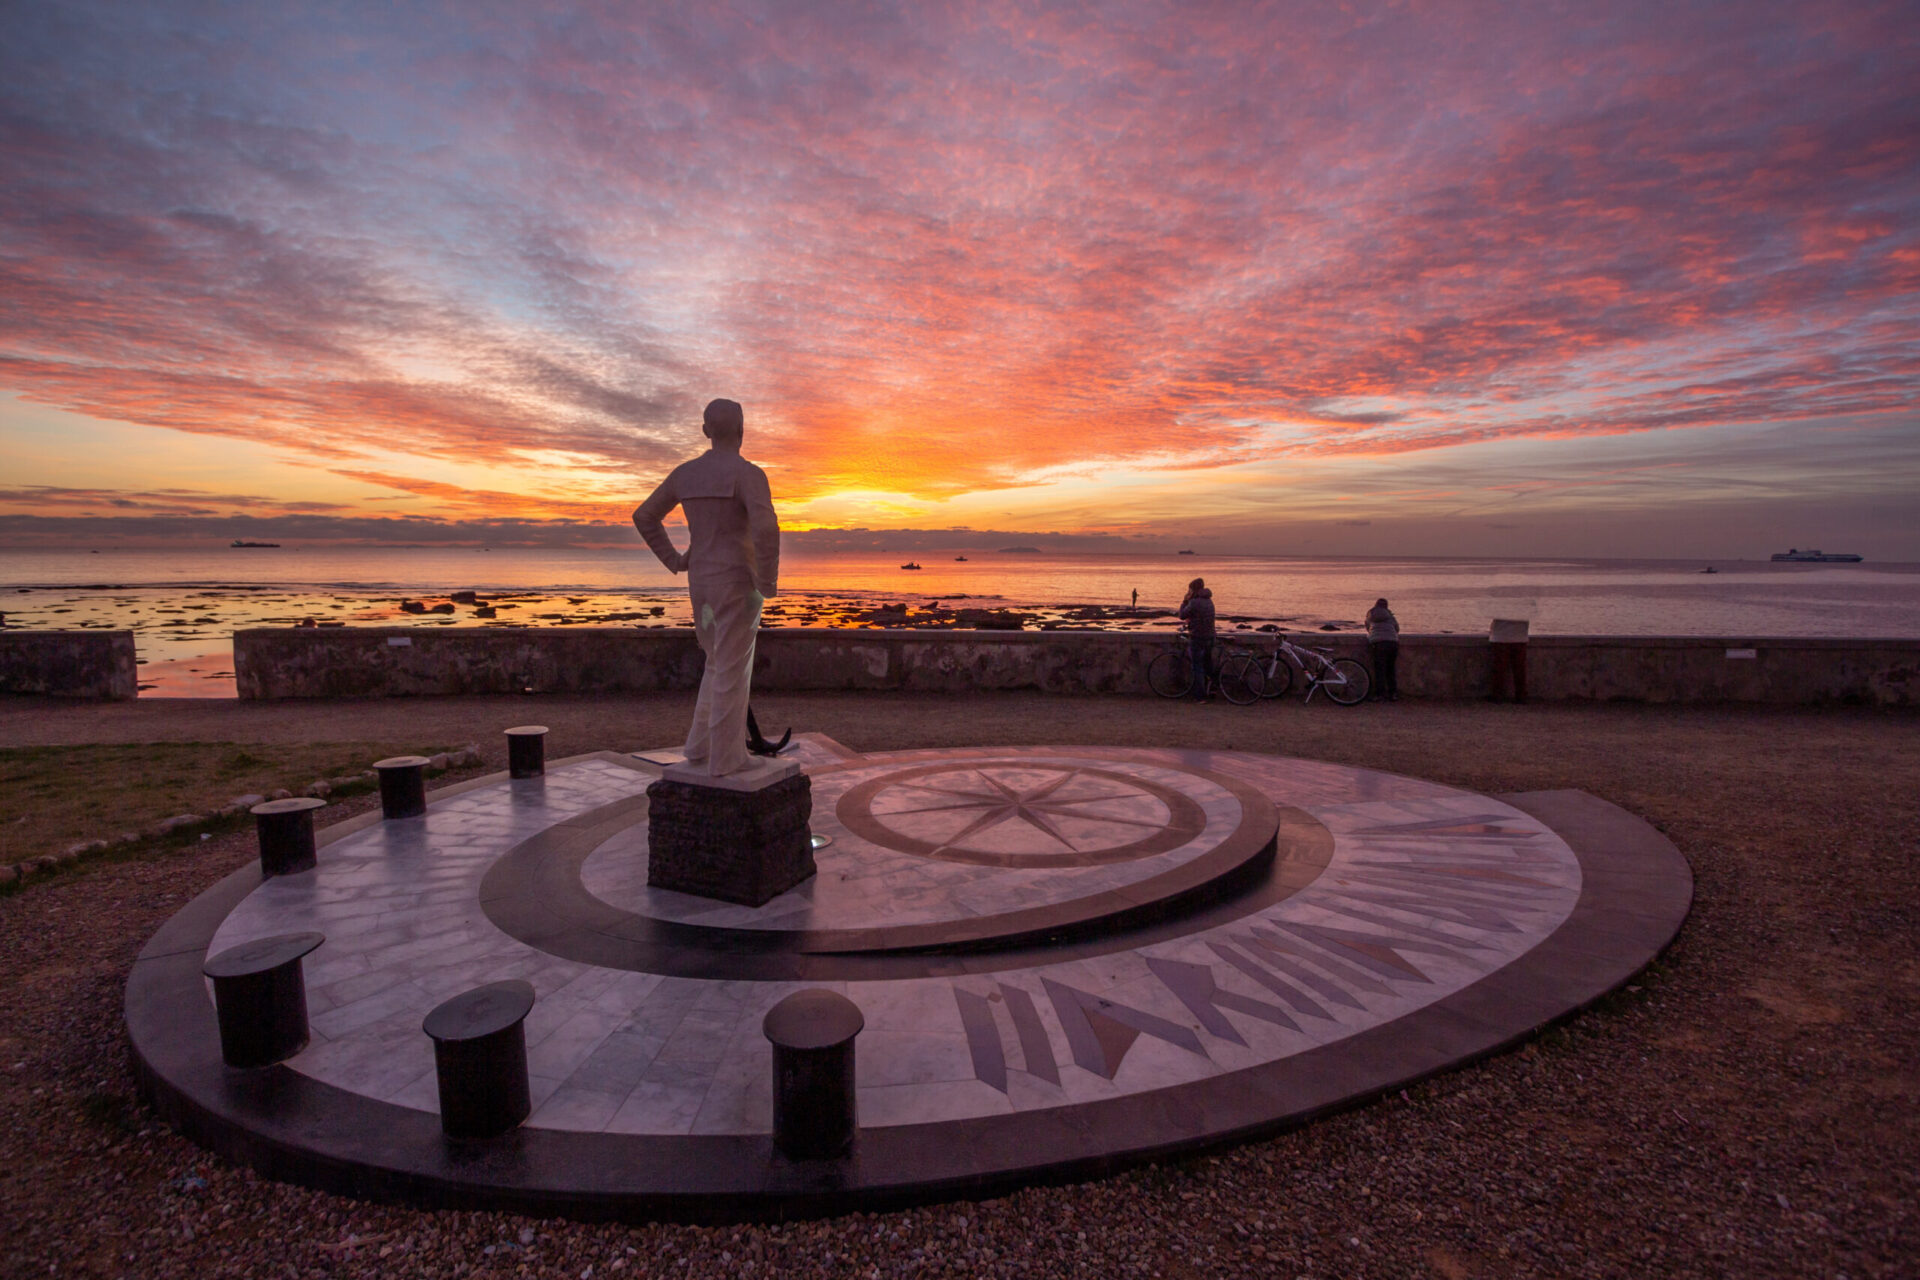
[0,629,138,699]
[232,627,1920,707]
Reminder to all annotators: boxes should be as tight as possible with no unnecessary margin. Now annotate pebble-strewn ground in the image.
[2,693,1914,1279]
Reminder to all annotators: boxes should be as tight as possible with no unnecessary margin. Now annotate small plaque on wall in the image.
[1725,647,1757,659]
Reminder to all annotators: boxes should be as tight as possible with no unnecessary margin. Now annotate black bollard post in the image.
[505,725,548,779]
[251,797,326,876]
[763,989,864,1159]
[423,979,536,1139]
[373,755,430,819]
[203,932,325,1067]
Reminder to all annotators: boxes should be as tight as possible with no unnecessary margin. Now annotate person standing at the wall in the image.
[1489,616,1529,703]
[1365,597,1400,701]
[1178,578,1216,702]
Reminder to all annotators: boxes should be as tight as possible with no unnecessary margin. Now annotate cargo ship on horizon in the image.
[1771,548,1862,562]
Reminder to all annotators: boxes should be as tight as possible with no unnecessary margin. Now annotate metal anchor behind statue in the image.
[746,707,791,757]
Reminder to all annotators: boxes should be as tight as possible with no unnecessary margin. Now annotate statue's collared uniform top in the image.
[632,449,780,597]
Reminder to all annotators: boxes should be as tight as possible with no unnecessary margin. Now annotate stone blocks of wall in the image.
[233,627,706,698]
[233,627,1175,698]
[750,630,1172,694]
[231,627,1920,707]
[1378,635,1920,706]
[0,630,137,699]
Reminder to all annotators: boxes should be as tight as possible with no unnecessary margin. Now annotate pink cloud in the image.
[0,0,1913,519]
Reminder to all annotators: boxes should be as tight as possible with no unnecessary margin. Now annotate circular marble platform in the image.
[127,738,1691,1222]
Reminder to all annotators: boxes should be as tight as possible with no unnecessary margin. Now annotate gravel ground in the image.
[1,692,1915,1279]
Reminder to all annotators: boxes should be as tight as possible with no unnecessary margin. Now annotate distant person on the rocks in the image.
[1488,616,1529,703]
[632,398,781,776]
[1366,597,1400,701]
[1178,577,1216,702]
[1131,588,1139,612]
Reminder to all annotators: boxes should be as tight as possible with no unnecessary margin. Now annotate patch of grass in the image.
[0,740,457,871]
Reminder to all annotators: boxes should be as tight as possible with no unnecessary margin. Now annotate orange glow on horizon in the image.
[1,2,1916,556]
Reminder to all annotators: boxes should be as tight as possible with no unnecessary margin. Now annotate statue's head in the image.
[702,398,744,445]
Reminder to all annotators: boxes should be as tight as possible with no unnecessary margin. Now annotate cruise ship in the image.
[1771,548,1862,562]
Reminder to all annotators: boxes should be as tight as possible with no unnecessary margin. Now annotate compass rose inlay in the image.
[836,762,1211,866]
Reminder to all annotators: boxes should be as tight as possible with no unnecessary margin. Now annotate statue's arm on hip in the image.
[632,474,689,574]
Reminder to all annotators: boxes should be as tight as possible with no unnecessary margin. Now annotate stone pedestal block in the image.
[765,989,863,1160]
[505,725,548,778]
[373,755,429,819]
[424,980,534,1140]
[204,932,325,1068]
[646,760,815,906]
[251,797,325,876]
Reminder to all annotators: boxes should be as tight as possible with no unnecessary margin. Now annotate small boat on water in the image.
[901,561,922,570]
[231,539,280,548]
[954,556,968,562]
[1771,548,1862,562]
[1177,549,1195,555]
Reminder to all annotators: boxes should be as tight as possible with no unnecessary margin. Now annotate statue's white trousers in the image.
[684,575,764,776]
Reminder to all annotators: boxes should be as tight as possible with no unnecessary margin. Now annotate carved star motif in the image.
[878,767,1167,852]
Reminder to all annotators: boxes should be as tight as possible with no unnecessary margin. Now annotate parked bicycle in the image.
[1238,634,1371,705]
[1148,629,1262,704]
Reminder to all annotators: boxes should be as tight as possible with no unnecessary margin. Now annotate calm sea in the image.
[3,546,1916,696]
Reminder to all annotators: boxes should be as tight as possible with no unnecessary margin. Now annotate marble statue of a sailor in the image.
[632,398,780,777]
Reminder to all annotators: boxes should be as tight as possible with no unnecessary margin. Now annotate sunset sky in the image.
[3,1,1916,558]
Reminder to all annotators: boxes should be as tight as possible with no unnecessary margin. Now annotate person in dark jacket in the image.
[1178,578,1216,702]
[1365,597,1400,701]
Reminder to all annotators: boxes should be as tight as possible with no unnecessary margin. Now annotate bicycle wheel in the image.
[1148,650,1192,699]
[1217,654,1263,705]
[1258,655,1293,699]
[1323,658,1372,705]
